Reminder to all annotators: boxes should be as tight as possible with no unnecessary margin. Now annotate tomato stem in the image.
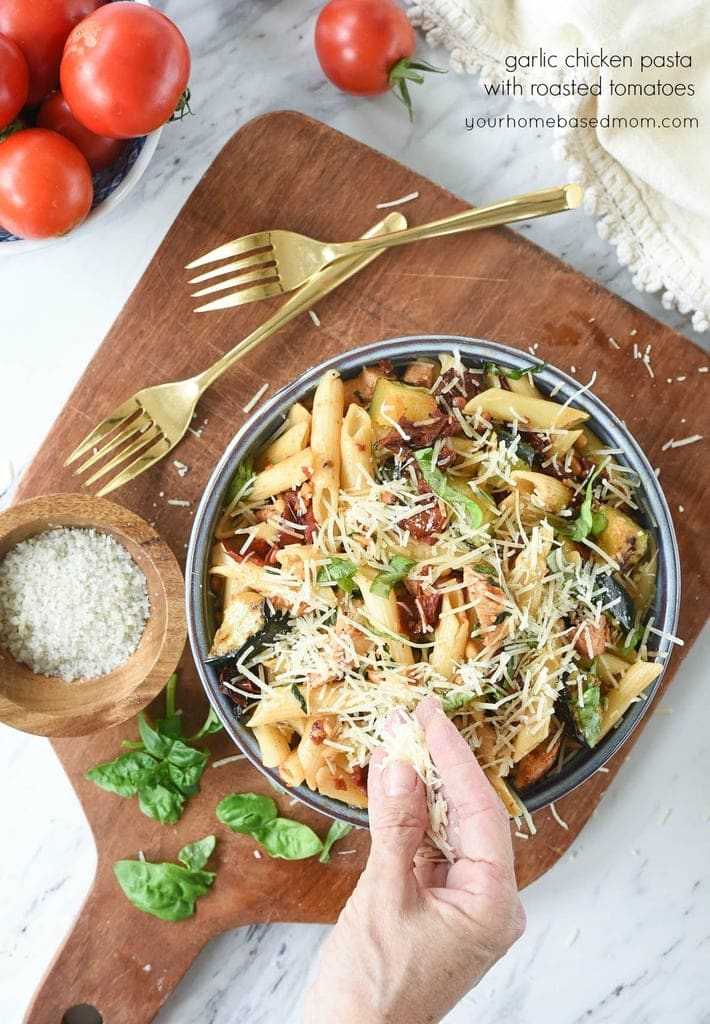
[169,89,194,123]
[0,118,26,144]
[388,58,446,121]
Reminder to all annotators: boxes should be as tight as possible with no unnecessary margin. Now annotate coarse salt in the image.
[0,527,149,681]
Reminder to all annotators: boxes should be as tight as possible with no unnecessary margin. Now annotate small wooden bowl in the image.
[0,493,186,737]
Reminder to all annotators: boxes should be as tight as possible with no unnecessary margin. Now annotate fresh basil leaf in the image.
[216,792,278,834]
[253,819,324,860]
[559,468,602,542]
[188,705,223,742]
[414,448,483,528]
[570,681,602,747]
[291,684,307,714]
[168,739,209,769]
[153,713,184,740]
[441,691,476,713]
[319,821,354,863]
[371,555,416,597]
[138,714,173,759]
[167,760,206,797]
[591,509,608,536]
[137,779,185,825]
[178,834,216,872]
[86,751,157,798]
[621,626,644,653]
[485,360,547,380]
[225,453,255,506]
[317,557,358,594]
[114,859,215,921]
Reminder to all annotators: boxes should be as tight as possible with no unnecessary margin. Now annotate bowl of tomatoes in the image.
[0,0,190,249]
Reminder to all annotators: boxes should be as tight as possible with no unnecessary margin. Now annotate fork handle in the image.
[325,184,583,257]
[194,211,407,392]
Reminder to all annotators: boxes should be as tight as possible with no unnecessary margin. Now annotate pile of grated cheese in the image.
[0,527,150,681]
[381,710,455,863]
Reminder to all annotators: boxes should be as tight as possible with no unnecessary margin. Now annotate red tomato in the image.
[0,128,93,238]
[0,33,29,129]
[315,0,415,94]
[0,1,105,107]
[61,3,191,139]
[314,0,442,118]
[38,90,126,172]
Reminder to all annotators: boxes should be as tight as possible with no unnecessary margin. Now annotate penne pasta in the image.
[599,661,662,737]
[257,420,311,470]
[464,387,589,430]
[249,447,314,502]
[253,724,292,768]
[311,369,344,523]
[340,403,374,491]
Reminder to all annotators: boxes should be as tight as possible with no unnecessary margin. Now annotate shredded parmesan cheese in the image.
[376,191,419,208]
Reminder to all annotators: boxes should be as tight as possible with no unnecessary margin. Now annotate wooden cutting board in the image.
[13,112,708,1024]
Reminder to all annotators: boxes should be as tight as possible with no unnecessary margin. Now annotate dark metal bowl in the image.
[186,336,681,826]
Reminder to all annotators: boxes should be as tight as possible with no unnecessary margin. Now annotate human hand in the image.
[302,699,525,1024]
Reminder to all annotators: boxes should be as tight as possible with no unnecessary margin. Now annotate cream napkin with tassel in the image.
[408,0,710,331]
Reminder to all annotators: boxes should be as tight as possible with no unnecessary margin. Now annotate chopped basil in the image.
[319,820,354,863]
[371,555,416,597]
[559,467,603,542]
[484,361,547,380]
[414,448,483,528]
[569,681,603,747]
[291,683,308,714]
[114,836,216,921]
[225,452,255,505]
[317,557,358,594]
[442,690,476,713]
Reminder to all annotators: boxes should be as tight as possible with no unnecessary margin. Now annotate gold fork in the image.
[187,183,583,312]
[64,211,406,497]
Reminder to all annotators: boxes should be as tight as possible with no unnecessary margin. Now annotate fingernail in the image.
[384,759,417,796]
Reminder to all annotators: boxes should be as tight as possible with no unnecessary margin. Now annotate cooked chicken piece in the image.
[208,590,266,658]
[464,568,510,650]
[573,617,611,659]
[513,728,562,789]
[402,360,438,388]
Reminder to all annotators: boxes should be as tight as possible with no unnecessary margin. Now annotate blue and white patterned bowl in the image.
[0,127,161,253]
[0,0,161,253]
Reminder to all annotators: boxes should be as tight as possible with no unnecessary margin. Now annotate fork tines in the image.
[185,231,284,311]
[64,400,170,496]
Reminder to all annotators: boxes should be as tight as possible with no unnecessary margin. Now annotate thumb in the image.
[366,748,427,880]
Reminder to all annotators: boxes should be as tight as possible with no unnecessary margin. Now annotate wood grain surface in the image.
[12,112,708,1024]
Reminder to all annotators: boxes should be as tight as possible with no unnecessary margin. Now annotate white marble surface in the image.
[0,2,708,1022]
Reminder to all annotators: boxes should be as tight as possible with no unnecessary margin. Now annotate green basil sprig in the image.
[216,793,353,862]
[217,792,322,860]
[114,835,216,921]
[414,448,483,528]
[225,452,255,505]
[317,557,358,594]
[86,673,222,825]
[558,467,607,542]
[319,820,354,863]
[371,555,416,597]
[484,360,547,380]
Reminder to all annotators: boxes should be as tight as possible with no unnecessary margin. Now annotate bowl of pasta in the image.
[186,337,680,830]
